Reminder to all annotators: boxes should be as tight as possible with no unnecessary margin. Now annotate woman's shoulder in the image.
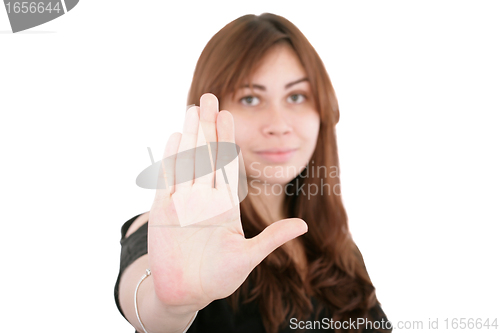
[122,211,149,239]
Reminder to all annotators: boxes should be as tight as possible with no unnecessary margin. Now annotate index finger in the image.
[195,93,219,187]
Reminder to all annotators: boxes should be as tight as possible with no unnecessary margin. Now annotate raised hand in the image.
[148,93,308,312]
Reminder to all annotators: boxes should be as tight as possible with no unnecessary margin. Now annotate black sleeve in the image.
[114,213,149,319]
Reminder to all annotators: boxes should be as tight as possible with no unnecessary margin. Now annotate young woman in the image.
[114,13,391,333]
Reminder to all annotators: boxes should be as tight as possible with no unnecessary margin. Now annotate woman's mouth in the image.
[254,148,298,163]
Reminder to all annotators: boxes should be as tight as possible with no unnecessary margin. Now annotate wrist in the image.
[148,271,206,315]
[136,269,200,333]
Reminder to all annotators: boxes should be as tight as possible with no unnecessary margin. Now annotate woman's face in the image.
[221,43,321,186]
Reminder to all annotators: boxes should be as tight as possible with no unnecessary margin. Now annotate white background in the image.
[1,1,499,332]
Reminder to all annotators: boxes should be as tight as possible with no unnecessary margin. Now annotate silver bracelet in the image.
[134,268,152,333]
[134,269,199,333]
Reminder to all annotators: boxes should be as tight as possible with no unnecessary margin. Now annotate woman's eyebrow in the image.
[240,77,309,91]
[241,83,266,91]
[285,77,309,89]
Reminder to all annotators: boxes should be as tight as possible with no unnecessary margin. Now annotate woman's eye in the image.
[240,95,260,106]
[287,94,306,104]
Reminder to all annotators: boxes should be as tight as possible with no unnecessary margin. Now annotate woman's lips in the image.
[254,148,298,163]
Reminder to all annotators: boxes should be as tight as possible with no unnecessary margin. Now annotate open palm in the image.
[148,93,307,311]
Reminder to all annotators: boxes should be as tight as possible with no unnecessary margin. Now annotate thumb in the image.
[245,218,308,269]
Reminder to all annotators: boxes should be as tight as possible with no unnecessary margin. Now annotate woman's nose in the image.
[262,104,292,136]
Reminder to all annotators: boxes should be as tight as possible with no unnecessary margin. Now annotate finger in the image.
[245,218,308,269]
[154,132,182,204]
[175,106,199,193]
[214,110,239,207]
[235,151,249,204]
[195,94,219,188]
[215,110,237,188]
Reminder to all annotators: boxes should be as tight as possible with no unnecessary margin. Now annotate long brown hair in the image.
[187,13,388,333]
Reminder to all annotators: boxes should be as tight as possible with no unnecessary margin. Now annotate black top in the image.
[114,214,391,332]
